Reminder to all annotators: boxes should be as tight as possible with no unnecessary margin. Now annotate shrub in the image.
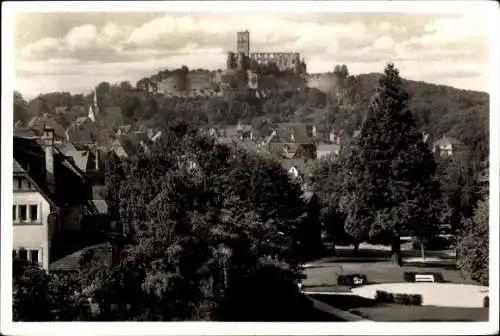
[412,236,451,251]
[483,296,489,308]
[410,294,423,306]
[403,272,415,282]
[375,290,422,306]
[403,271,444,283]
[375,290,394,303]
[337,274,367,287]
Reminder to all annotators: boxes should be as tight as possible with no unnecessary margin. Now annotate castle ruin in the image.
[226,30,307,74]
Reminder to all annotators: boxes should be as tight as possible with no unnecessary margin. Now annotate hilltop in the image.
[14,68,489,158]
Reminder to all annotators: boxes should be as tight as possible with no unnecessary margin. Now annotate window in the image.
[30,250,39,264]
[19,249,27,260]
[21,178,30,190]
[14,177,22,190]
[12,205,16,221]
[29,205,38,221]
[19,205,27,221]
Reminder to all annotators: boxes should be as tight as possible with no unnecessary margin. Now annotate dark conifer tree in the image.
[340,63,441,265]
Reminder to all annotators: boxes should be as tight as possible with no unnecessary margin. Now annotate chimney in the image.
[42,127,55,194]
[94,149,99,170]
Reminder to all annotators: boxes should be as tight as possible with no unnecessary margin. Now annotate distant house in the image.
[116,125,132,136]
[27,114,66,143]
[110,133,151,159]
[433,135,467,157]
[264,123,316,159]
[316,144,341,159]
[13,129,99,270]
[280,157,314,186]
[236,122,254,141]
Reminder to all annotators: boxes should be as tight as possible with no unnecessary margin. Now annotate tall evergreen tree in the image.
[340,63,441,265]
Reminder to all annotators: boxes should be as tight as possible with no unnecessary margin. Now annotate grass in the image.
[351,305,489,322]
[302,261,474,290]
[310,294,489,322]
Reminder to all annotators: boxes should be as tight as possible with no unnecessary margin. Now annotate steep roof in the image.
[13,136,93,210]
[435,135,464,147]
[317,144,341,153]
[13,159,25,173]
[55,141,77,154]
[65,150,90,172]
[14,128,38,139]
[27,115,66,140]
[49,243,113,272]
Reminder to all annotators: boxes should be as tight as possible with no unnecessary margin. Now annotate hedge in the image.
[411,236,452,251]
[483,296,489,308]
[337,274,367,287]
[375,290,423,306]
[403,271,444,283]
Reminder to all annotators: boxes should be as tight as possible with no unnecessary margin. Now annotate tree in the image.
[119,81,134,92]
[340,63,441,265]
[456,196,489,285]
[13,258,91,321]
[13,91,34,124]
[312,153,355,255]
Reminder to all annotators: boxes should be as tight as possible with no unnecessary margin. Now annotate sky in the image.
[12,5,493,98]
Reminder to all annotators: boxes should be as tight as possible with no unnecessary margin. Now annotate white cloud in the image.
[373,36,394,50]
[14,12,491,96]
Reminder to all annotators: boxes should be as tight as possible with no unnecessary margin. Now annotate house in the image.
[13,128,99,271]
[27,114,66,143]
[267,123,316,160]
[110,133,151,159]
[280,157,314,186]
[433,135,467,157]
[116,125,132,136]
[316,144,341,159]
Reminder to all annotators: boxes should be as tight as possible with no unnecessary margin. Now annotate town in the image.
[10,23,490,325]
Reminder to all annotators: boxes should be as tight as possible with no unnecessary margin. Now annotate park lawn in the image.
[351,304,489,322]
[303,261,475,289]
[310,294,489,322]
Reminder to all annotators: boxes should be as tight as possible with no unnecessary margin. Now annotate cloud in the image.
[14,12,491,96]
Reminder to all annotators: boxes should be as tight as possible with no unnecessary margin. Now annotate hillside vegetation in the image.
[14,66,489,158]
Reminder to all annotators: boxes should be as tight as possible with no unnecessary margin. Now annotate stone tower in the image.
[226,51,235,70]
[237,30,250,57]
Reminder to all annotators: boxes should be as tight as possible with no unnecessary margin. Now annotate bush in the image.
[403,271,444,283]
[375,290,394,303]
[337,274,367,287]
[483,296,489,308]
[375,290,422,306]
[412,236,452,251]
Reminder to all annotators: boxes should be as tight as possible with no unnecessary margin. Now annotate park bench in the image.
[414,274,435,283]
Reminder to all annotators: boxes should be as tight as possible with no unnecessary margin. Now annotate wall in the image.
[250,52,300,72]
[157,71,216,95]
[13,191,51,270]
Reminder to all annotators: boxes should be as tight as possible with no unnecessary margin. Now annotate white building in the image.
[433,135,467,157]
[13,160,53,269]
[13,128,99,271]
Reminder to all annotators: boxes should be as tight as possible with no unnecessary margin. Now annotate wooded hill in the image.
[14,68,489,158]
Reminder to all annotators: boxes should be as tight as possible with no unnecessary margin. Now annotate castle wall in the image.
[250,52,300,72]
[157,71,216,95]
